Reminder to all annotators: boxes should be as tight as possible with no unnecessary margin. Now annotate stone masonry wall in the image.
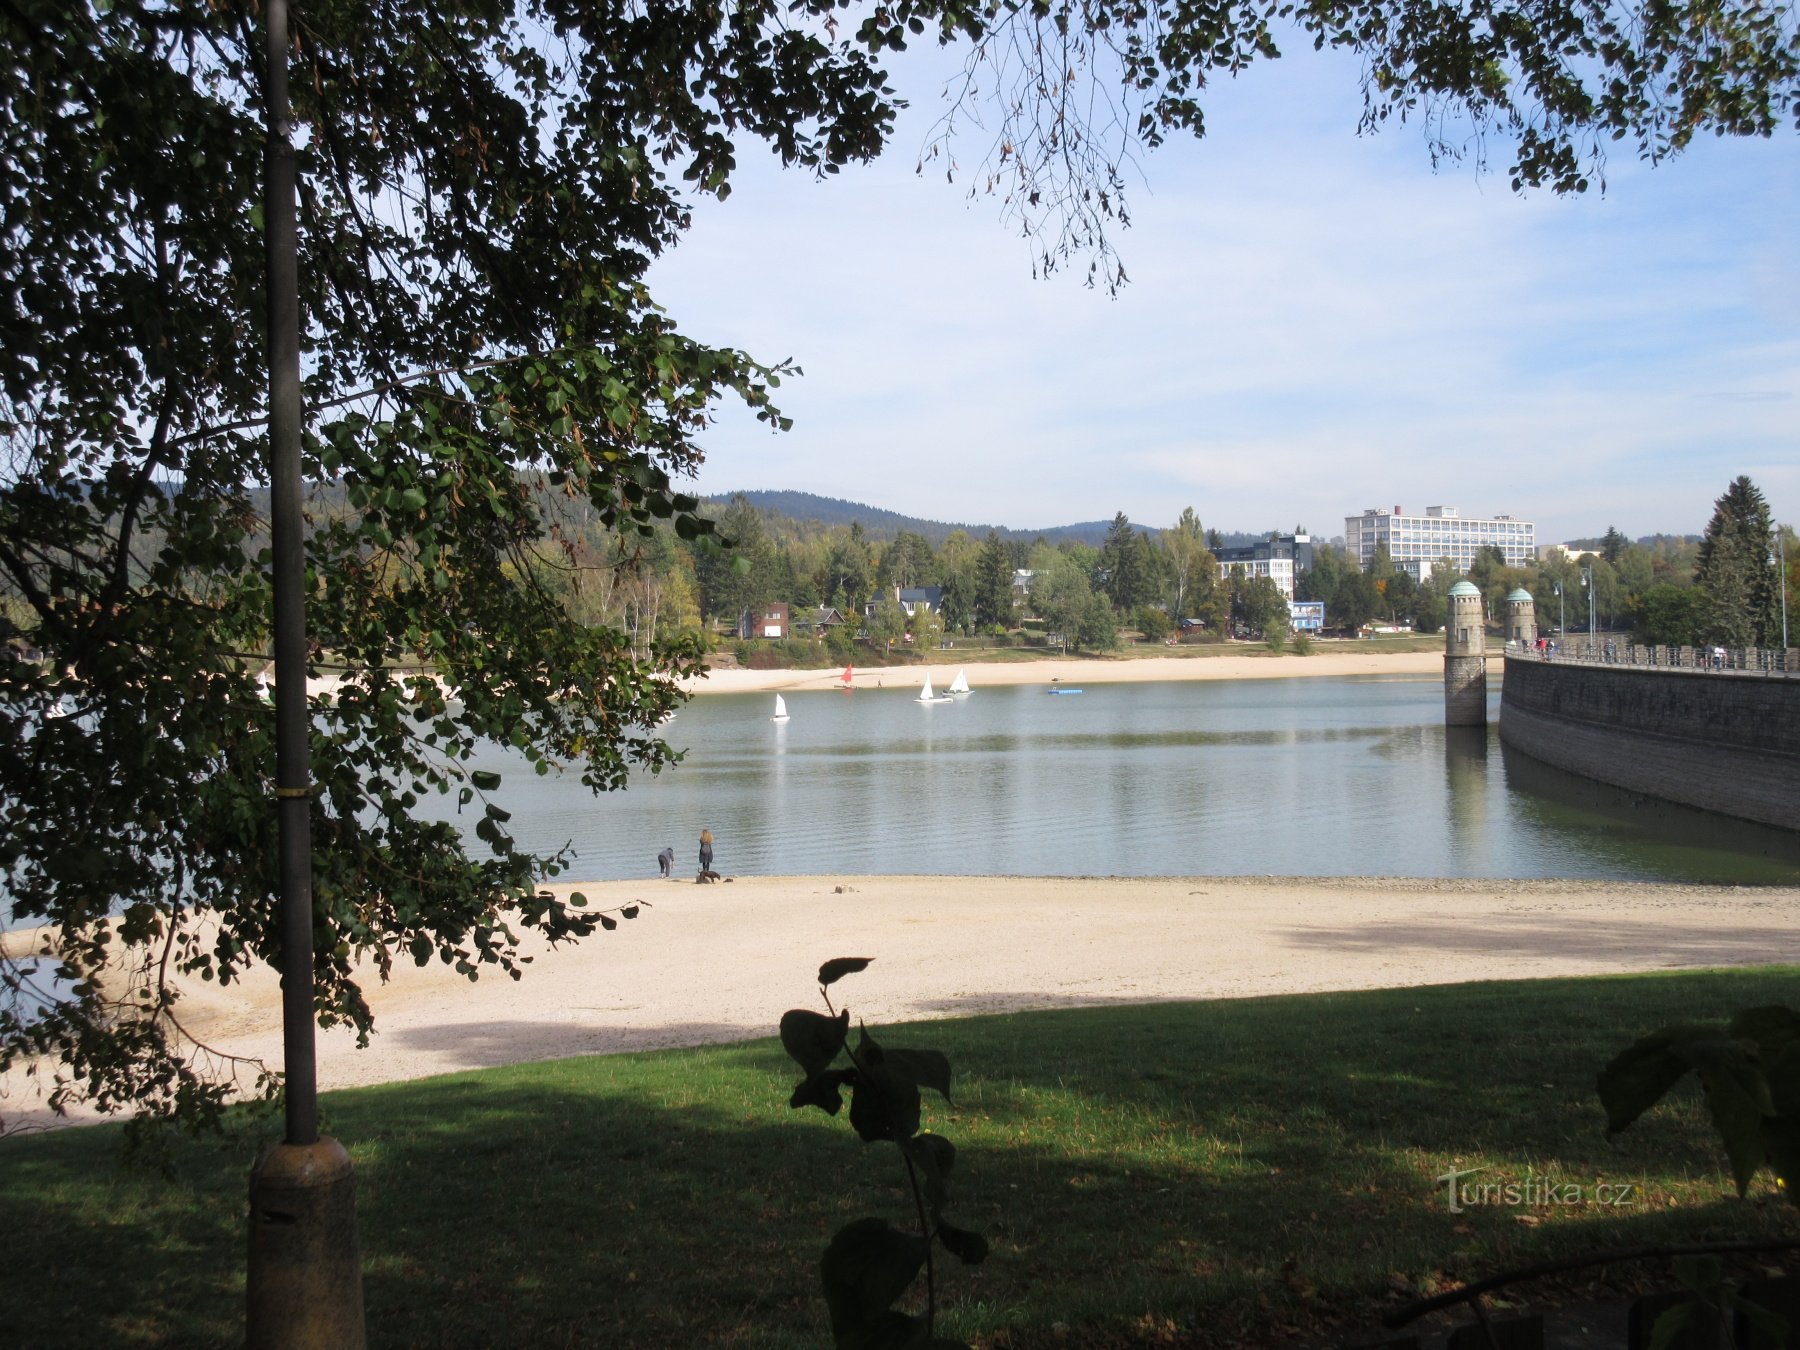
[1499,657,1800,831]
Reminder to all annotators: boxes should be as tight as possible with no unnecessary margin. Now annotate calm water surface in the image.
[423,676,1800,885]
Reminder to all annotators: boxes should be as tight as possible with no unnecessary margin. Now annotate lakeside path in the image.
[12,875,1791,1127]
[678,647,1497,694]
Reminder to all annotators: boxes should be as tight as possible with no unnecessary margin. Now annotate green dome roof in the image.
[1448,580,1481,598]
[1506,587,1534,602]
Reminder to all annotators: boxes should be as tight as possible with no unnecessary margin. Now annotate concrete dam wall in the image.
[1499,656,1800,832]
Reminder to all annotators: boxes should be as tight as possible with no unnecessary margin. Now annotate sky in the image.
[646,36,1800,547]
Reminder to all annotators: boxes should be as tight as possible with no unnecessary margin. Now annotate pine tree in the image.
[972,531,1015,631]
[1695,476,1780,647]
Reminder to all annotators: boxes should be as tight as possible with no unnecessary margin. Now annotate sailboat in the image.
[839,664,854,692]
[947,668,971,696]
[770,693,790,722]
[915,675,954,704]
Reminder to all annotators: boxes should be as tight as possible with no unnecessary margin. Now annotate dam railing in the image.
[1506,638,1799,677]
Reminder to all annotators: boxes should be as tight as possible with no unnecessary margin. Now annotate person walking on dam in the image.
[698,829,714,874]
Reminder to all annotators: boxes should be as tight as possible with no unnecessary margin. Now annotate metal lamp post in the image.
[1774,529,1790,653]
[1553,580,1565,644]
[1581,566,1596,654]
[245,2,367,1343]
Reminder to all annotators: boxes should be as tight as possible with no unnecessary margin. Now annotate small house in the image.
[735,602,791,640]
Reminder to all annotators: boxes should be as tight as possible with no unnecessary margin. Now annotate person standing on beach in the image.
[699,829,714,874]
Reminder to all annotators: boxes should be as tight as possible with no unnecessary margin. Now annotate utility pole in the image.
[245,3,367,1343]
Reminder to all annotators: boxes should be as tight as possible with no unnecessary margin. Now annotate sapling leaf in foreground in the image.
[782,956,988,1349]
[1598,1004,1800,1203]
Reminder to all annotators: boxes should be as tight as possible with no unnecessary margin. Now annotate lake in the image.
[421,675,1800,885]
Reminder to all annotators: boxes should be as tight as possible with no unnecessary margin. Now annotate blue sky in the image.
[647,38,1799,546]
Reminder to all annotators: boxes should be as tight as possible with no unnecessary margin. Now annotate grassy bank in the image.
[7,967,1797,1347]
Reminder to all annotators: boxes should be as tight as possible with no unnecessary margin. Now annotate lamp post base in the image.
[247,1137,367,1349]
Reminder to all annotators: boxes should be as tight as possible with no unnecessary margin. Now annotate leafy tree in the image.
[934,529,979,633]
[0,0,948,1132]
[1134,606,1172,643]
[1160,508,1210,620]
[1632,582,1708,646]
[1336,569,1381,633]
[1601,525,1628,564]
[1295,541,1343,611]
[1384,570,1418,625]
[865,594,905,655]
[1074,589,1121,651]
[1233,575,1291,640]
[1695,476,1781,647]
[910,600,947,651]
[937,0,1800,289]
[1412,561,1457,635]
[1029,559,1090,653]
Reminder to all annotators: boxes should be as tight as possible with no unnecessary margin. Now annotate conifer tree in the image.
[1695,476,1780,647]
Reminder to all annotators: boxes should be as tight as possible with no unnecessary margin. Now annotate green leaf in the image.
[1645,1301,1699,1350]
[903,1132,956,1212]
[1687,1043,1774,1195]
[1728,1292,1791,1349]
[781,1008,849,1076]
[1766,1044,1800,1119]
[820,1218,928,1348]
[470,770,502,791]
[598,913,617,931]
[1597,1025,1709,1133]
[1762,1116,1800,1205]
[849,1063,921,1143]
[1730,1006,1800,1059]
[819,956,874,987]
[791,1068,857,1116]
[884,1048,952,1102]
[934,1220,989,1266]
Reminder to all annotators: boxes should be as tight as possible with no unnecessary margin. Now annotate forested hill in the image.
[704,490,1248,548]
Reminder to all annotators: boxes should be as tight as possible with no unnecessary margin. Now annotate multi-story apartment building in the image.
[1215,533,1313,601]
[1343,506,1535,581]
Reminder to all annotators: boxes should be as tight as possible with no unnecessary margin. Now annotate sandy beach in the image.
[9,874,1794,1129]
[679,647,1485,694]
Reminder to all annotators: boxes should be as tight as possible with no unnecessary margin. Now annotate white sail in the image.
[771,693,789,721]
[948,668,970,694]
[915,677,936,702]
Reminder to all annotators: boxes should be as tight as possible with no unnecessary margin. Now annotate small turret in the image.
[1505,587,1537,646]
[1445,580,1487,726]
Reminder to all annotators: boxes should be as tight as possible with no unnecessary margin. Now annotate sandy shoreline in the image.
[281,644,1479,699]
[7,874,1794,1130]
[679,647,1494,694]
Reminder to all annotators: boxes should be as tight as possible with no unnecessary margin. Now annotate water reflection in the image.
[1499,738,1800,880]
[409,678,1800,884]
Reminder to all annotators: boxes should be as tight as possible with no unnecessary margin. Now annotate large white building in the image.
[1344,506,1535,581]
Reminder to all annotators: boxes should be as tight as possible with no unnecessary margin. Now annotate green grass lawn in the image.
[5,967,1797,1348]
